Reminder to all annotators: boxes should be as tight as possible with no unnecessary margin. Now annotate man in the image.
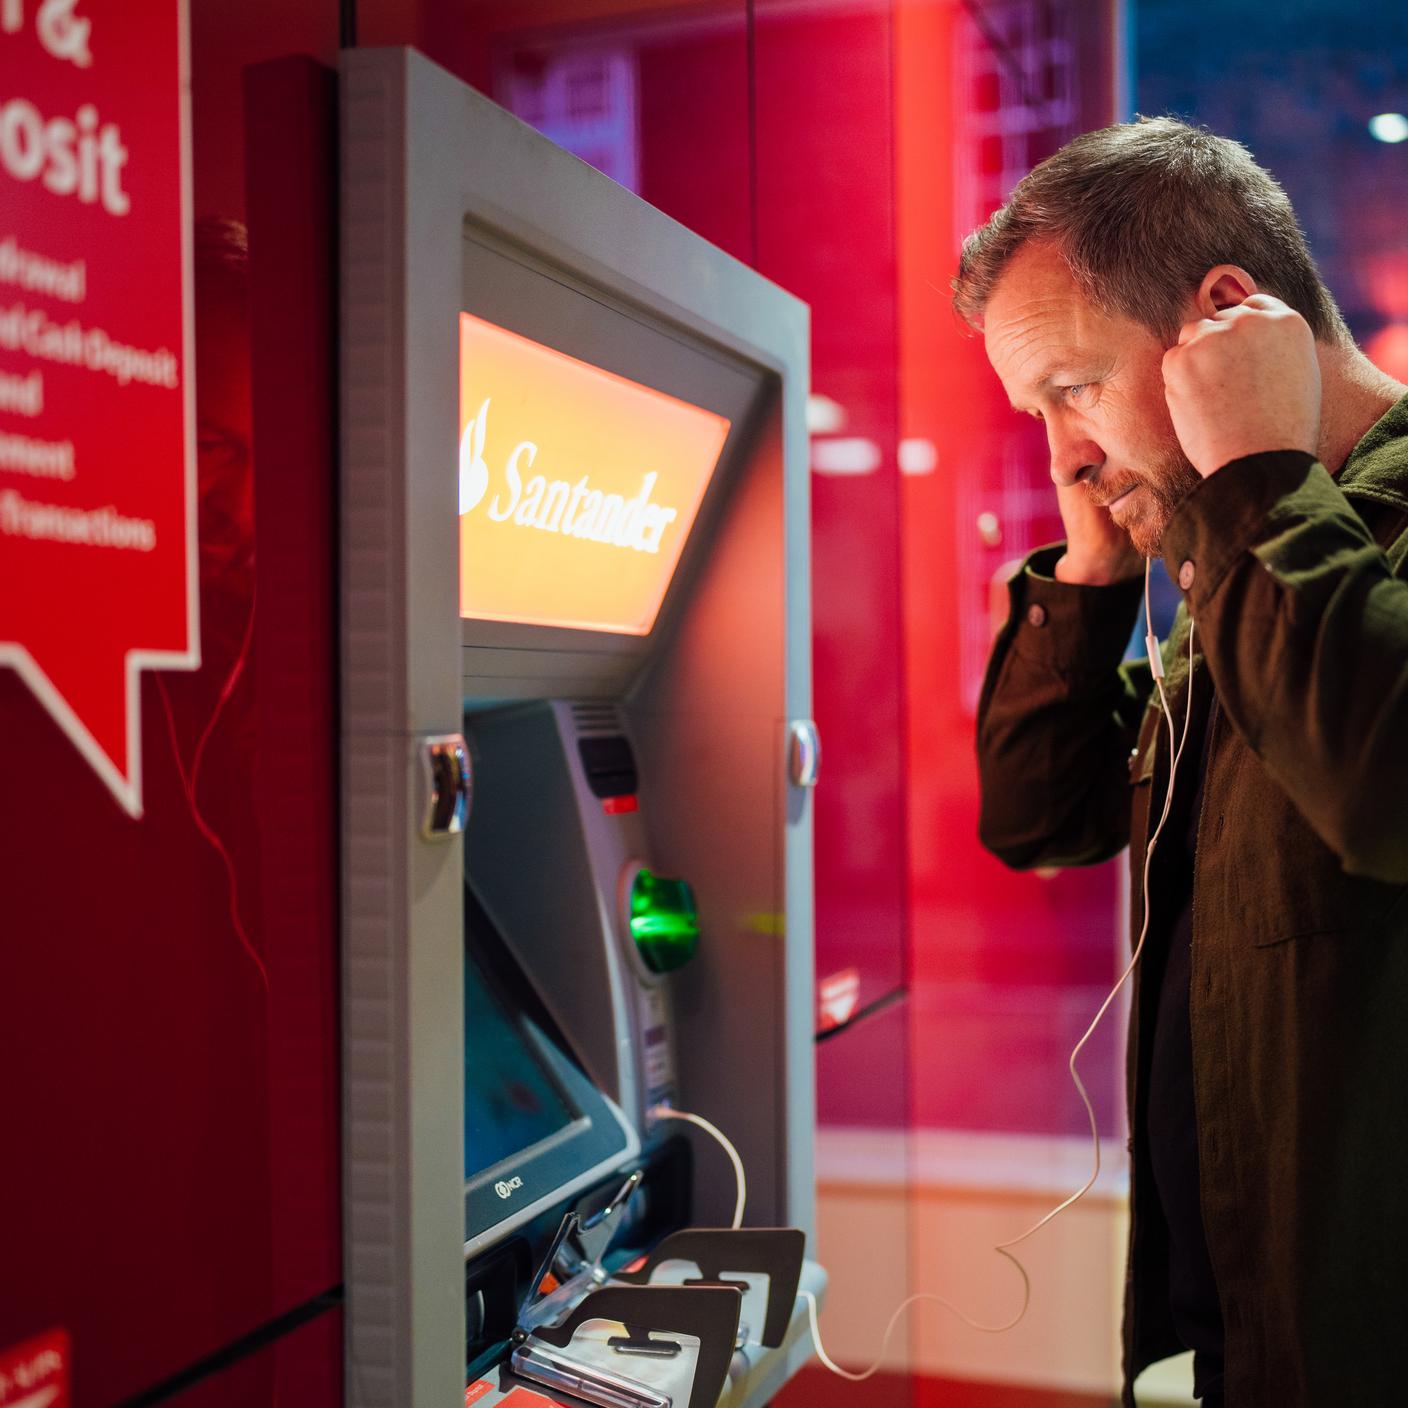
[958,117,1408,1407]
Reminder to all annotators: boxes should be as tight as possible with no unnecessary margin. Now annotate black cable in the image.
[814,985,909,1044]
[116,1287,343,1406]
[340,0,356,50]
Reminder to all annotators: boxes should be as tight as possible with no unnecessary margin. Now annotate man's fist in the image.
[1162,294,1321,478]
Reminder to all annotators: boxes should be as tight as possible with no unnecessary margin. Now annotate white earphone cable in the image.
[660,564,1200,1377]
[648,1105,747,1230]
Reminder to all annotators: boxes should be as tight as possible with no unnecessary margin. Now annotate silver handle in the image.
[787,719,821,788]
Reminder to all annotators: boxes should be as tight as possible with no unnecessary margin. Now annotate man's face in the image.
[982,240,1201,557]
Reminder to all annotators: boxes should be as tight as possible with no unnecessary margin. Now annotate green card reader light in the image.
[625,865,700,975]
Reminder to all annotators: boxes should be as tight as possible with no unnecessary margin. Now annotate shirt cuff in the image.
[1161,450,1320,605]
[1007,543,1144,677]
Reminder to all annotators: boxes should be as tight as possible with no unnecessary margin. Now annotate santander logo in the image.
[458,398,679,555]
[459,397,491,513]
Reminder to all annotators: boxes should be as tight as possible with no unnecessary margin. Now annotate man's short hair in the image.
[952,116,1347,344]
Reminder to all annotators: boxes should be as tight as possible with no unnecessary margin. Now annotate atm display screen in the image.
[464,945,575,1180]
[463,881,634,1254]
[457,313,731,636]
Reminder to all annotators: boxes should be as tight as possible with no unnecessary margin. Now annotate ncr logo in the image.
[494,1176,525,1200]
[458,397,679,554]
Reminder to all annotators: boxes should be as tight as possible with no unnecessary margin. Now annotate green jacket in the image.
[976,394,1408,1407]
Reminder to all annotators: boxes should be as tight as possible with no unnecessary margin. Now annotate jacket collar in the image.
[1336,390,1408,513]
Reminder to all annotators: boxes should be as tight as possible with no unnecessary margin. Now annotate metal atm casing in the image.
[341,47,814,1407]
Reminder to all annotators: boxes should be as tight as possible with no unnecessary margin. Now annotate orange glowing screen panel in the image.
[458,313,732,635]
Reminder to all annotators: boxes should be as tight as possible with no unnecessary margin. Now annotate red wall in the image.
[897,0,1124,1136]
[0,15,343,1408]
[754,0,910,1122]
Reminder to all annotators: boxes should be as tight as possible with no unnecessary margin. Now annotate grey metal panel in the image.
[779,345,817,1250]
[626,391,811,1233]
[342,42,814,1404]
[459,230,763,416]
[462,673,622,702]
[463,647,633,684]
[341,52,466,1408]
[462,617,646,656]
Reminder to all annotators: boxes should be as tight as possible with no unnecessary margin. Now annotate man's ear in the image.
[1194,264,1259,318]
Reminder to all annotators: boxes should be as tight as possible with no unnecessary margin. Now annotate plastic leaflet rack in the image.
[467,1224,817,1408]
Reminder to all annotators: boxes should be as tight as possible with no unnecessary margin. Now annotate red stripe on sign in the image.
[603,795,639,815]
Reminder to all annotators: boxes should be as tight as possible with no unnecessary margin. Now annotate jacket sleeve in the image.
[1161,450,1408,883]
[976,545,1151,870]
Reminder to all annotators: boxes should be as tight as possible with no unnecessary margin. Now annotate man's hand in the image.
[1053,479,1143,585]
[1162,294,1321,478]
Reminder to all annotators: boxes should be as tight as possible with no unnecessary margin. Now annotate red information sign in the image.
[0,1328,69,1408]
[465,1386,559,1407]
[0,1,195,816]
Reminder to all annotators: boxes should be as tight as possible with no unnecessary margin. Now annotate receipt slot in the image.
[341,48,819,1408]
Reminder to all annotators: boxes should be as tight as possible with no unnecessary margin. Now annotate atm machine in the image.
[340,48,823,1408]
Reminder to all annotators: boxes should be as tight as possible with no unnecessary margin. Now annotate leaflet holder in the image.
[612,1229,805,1349]
[524,1284,743,1408]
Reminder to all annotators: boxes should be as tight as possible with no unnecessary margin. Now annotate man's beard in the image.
[1090,444,1202,558]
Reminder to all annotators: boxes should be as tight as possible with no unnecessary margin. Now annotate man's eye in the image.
[1062,383,1090,402]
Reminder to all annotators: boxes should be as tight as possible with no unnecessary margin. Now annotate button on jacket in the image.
[975,396,1408,1407]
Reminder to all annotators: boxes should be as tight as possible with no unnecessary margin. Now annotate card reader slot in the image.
[578,735,639,799]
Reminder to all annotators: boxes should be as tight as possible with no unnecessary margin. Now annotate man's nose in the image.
[1047,423,1103,489]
